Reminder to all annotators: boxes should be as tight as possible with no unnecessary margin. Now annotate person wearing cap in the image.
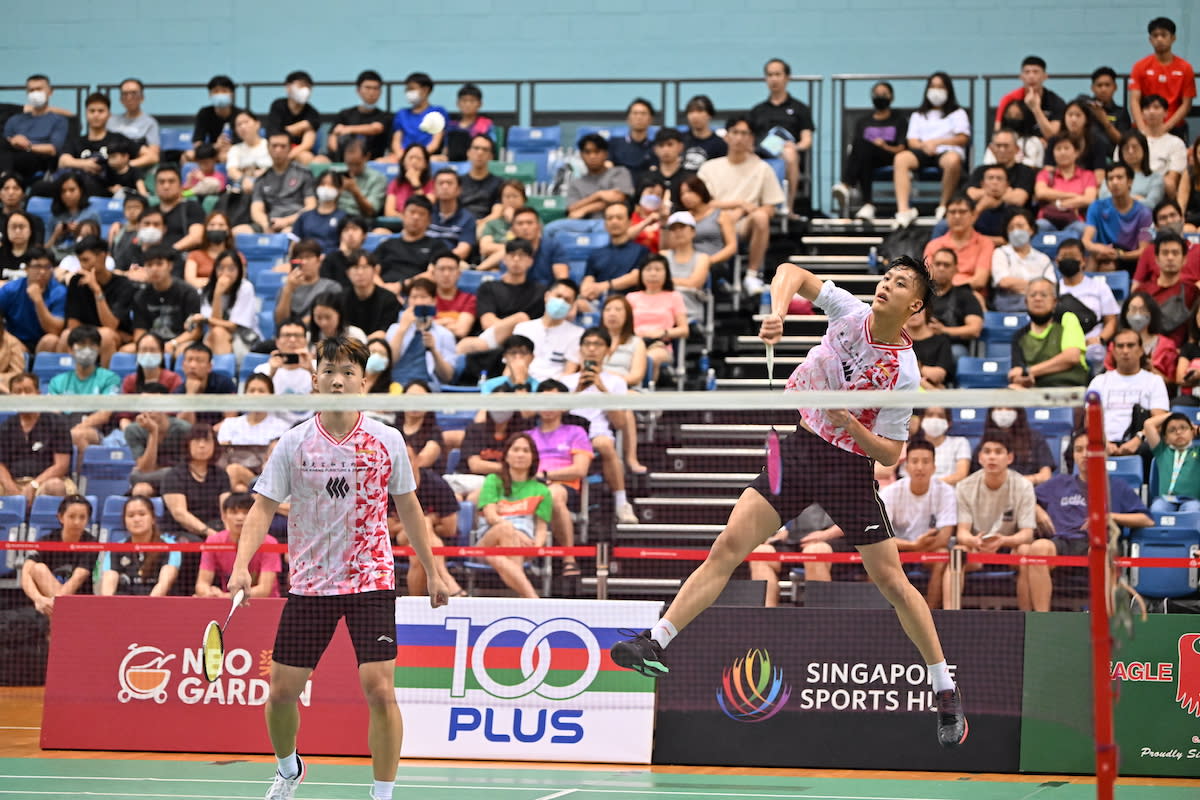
[374,195,451,296]
[647,127,695,207]
[457,239,546,356]
[266,70,320,165]
[579,203,649,307]
[682,94,727,171]
[567,134,634,220]
[608,98,657,180]
[661,211,711,323]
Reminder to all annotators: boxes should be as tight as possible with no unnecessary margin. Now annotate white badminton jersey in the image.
[256,413,415,596]
[785,281,919,457]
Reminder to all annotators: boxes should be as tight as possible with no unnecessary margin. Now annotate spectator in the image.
[0,208,42,274]
[447,83,494,151]
[47,174,99,259]
[292,171,348,253]
[1044,100,1110,176]
[0,247,64,352]
[677,175,736,272]
[387,446,466,597]
[106,192,144,254]
[1034,137,1098,238]
[628,176,667,254]
[172,342,237,430]
[1110,291,1179,382]
[0,372,71,500]
[153,165,205,254]
[1104,130,1166,209]
[246,133,316,235]
[647,127,693,207]
[361,337,398,398]
[0,312,27,391]
[383,144,434,217]
[567,133,634,220]
[183,211,233,289]
[579,202,650,307]
[392,380,443,469]
[749,58,814,217]
[428,168,477,260]
[955,164,1020,242]
[327,70,391,161]
[529,380,593,579]
[993,55,1067,139]
[507,206,569,283]
[952,434,1038,607]
[1141,232,1196,344]
[429,253,474,339]
[480,333,538,393]
[1092,327,1171,455]
[126,383,193,482]
[129,244,202,356]
[1181,137,1200,231]
[309,291,365,344]
[661,211,712,322]
[696,116,784,296]
[627,255,688,384]
[374,195,450,295]
[161,422,231,541]
[64,235,135,364]
[184,249,260,356]
[449,385,535,497]
[505,279,583,381]
[189,75,240,162]
[1083,164,1152,272]
[101,138,144,197]
[97,496,181,596]
[748,505,843,605]
[992,208,1056,312]
[681,94,726,171]
[922,194,994,296]
[320,215,369,288]
[1029,431,1152,611]
[1056,238,1119,365]
[181,143,226,196]
[196,492,280,598]
[390,72,447,157]
[831,81,907,220]
[122,332,182,394]
[1138,94,1189,199]
[1176,301,1200,399]
[1087,66,1133,145]
[54,91,135,197]
[557,326,642,523]
[609,98,657,180]
[109,78,160,168]
[385,278,456,387]
[215,374,291,492]
[266,70,319,165]
[0,74,68,184]
[20,495,95,614]
[925,247,983,361]
[225,109,271,194]
[1008,279,1088,388]
[274,239,342,326]
[47,323,119,395]
[880,439,956,608]
[459,239,546,354]
[255,318,314,426]
[53,219,105,283]
[474,432,554,599]
[903,305,955,389]
[339,250,399,338]
[893,72,971,227]
[2,176,46,246]
[337,138,387,219]
[1143,412,1200,513]
[970,407,1056,485]
[996,100,1046,168]
[1129,17,1196,140]
[460,135,502,222]
[913,406,970,485]
[477,180,527,266]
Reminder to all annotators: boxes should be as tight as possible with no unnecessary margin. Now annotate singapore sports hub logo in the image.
[716,648,791,722]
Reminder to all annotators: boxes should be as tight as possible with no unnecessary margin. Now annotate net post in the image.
[595,541,610,601]
[1085,391,1116,800]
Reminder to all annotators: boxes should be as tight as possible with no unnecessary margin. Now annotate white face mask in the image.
[991,409,1018,429]
[926,88,948,107]
[639,193,662,210]
[405,89,423,106]
[315,186,339,204]
[289,85,311,105]
[27,90,48,109]
[921,417,949,439]
[137,227,163,245]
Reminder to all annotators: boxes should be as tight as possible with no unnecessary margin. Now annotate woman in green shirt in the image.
[475,432,552,598]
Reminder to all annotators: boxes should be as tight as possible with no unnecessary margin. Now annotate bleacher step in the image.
[679,424,798,441]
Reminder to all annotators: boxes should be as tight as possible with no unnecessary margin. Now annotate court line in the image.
[0,727,38,730]
[534,790,578,800]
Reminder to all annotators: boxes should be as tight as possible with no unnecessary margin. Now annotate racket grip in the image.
[231,588,245,608]
[765,344,775,390]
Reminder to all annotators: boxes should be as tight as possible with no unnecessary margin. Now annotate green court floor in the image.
[0,759,1196,800]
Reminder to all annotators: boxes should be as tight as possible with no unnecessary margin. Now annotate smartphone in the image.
[413,305,436,320]
[583,360,597,371]
[981,531,1000,540]
[282,352,300,365]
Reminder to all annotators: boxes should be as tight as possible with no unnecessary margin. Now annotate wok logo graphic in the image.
[118,644,176,703]
[116,642,304,707]
[444,617,601,700]
[1176,633,1200,717]
[717,648,791,722]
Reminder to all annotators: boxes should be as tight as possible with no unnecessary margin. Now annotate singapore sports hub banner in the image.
[393,597,662,763]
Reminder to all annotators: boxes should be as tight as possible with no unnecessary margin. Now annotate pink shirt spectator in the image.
[386,178,434,211]
[627,290,686,336]
[529,423,593,490]
[199,529,282,597]
[1035,166,1097,223]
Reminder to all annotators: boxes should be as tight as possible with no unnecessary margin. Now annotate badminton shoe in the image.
[935,687,968,748]
[265,755,306,800]
[610,630,670,677]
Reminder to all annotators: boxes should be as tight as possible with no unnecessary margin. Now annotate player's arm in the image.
[393,490,448,607]
[761,263,824,342]
[826,409,904,466]
[228,494,280,603]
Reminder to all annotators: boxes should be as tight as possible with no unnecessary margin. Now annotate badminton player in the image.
[228,336,448,800]
[611,256,967,748]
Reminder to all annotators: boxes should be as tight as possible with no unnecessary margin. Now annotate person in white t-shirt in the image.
[512,279,584,381]
[226,110,272,194]
[216,373,294,491]
[1087,327,1171,451]
[914,406,971,486]
[229,336,445,800]
[990,208,1056,312]
[892,72,972,227]
[880,439,956,609]
[255,317,314,426]
[1138,94,1188,199]
[1054,238,1120,367]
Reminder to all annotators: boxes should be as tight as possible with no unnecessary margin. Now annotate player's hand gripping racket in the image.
[202,589,244,682]
[764,342,782,495]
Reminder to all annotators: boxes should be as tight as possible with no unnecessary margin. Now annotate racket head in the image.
[765,427,783,496]
[202,620,224,682]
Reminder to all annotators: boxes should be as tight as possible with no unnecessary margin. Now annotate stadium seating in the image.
[236,233,291,262]
[1105,456,1144,492]
[1027,407,1075,438]
[239,352,270,384]
[0,495,27,579]
[364,232,394,251]
[26,195,54,231]
[1170,405,1200,425]
[89,196,127,226]
[456,269,493,295]
[1128,527,1200,603]
[28,494,99,539]
[504,126,562,183]
[1150,510,1200,530]
[528,195,568,224]
[31,352,75,384]
[949,407,985,437]
[253,270,287,303]
[367,160,400,181]
[980,312,1029,345]
[955,357,1010,389]
[488,160,537,185]
[108,352,138,380]
[211,353,236,380]
[1087,270,1130,303]
[258,309,276,340]
[78,446,135,499]
[1031,231,1061,259]
[160,127,194,157]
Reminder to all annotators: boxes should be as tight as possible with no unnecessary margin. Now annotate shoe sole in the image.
[940,716,968,748]
[610,643,668,678]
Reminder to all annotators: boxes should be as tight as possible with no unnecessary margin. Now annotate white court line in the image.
[534,790,578,800]
[0,726,38,730]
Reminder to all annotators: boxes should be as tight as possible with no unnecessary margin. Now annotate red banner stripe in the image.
[395,645,619,672]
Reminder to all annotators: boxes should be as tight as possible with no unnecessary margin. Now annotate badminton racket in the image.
[764,343,782,495]
[202,589,244,682]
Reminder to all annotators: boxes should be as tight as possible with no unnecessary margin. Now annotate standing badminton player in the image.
[228,336,448,800]
[611,256,967,748]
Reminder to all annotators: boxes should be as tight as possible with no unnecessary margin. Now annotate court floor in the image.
[1,758,1198,800]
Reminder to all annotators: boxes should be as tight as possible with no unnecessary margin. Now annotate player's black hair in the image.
[315,334,369,372]
[890,255,934,314]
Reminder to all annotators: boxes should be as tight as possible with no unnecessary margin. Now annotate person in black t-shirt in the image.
[608,98,657,180]
[327,70,392,161]
[460,135,502,220]
[373,195,450,294]
[161,422,231,540]
[926,248,984,361]
[189,75,241,162]
[458,239,546,355]
[831,81,907,220]
[129,245,202,355]
[339,250,401,338]
[646,128,694,207]
[748,58,815,215]
[152,166,204,254]
[66,235,135,362]
[320,215,369,288]
[21,495,97,615]
[681,94,727,172]
[53,92,136,197]
[266,70,320,165]
[905,305,957,389]
[0,373,72,499]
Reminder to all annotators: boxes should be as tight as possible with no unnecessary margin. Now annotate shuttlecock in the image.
[419,112,446,135]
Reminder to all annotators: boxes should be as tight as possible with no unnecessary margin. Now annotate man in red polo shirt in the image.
[1129,16,1196,140]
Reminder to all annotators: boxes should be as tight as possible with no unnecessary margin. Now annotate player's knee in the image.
[361,680,397,709]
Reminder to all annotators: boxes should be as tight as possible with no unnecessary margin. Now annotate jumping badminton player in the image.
[611,256,968,748]
[228,336,448,800]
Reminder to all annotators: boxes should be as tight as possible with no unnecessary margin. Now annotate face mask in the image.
[405,89,423,106]
[926,88,948,107]
[136,352,163,369]
[74,347,99,369]
[1127,312,1151,332]
[1057,258,1082,278]
[210,93,233,109]
[871,95,891,111]
[545,296,571,320]
[206,228,228,244]
[289,85,311,105]
[639,193,662,210]
[1029,311,1054,326]
[490,409,514,424]
[365,353,388,374]
[1007,228,1031,248]
[138,227,162,246]
[316,186,340,204]
[1157,220,1185,236]
[921,417,949,439]
[27,90,47,109]
[991,409,1018,429]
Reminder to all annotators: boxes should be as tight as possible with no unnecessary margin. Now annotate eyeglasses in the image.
[277,332,305,339]
[468,144,492,152]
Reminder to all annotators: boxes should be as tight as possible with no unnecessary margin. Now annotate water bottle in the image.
[705,368,717,391]
[477,370,488,392]
[221,122,232,141]
[868,246,879,274]
[698,348,710,375]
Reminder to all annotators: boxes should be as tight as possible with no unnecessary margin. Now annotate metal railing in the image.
[0,84,91,118]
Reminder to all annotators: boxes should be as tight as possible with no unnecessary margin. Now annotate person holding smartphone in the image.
[255,317,315,425]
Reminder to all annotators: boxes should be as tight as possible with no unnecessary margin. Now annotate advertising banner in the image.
[393,597,661,763]
[1021,612,1200,777]
[41,596,369,754]
[653,608,1025,772]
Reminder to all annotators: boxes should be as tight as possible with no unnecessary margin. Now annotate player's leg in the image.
[359,660,402,789]
[265,662,313,761]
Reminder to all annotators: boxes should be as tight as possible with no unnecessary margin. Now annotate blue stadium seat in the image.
[1087,270,1130,303]
[367,161,399,180]
[0,495,27,578]
[1027,407,1075,438]
[160,127,194,154]
[108,351,138,380]
[211,353,236,380]
[575,125,627,143]
[980,311,1029,344]
[364,232,394,252]
[1032,231,1061,259]
[252,270,287,303]
[239,352,270,384]
[31,352,75,384]
[949,407,986,437]
[551,230,609,262]
[1150,510,1200,531]
[259,309,276,340]
[983,340,1010,358]
[235,233,291,261]
[544,218,606,238]
[456,269,493,295]
[1128,527,1200,600]
[28,493,97,538]
[1105,456,1144,491]
[79,446,135,497]
[444,448,461,475]
[505,126,562,183]
[26,196,53,230]
[89,196,127,226]
[955,357,1010,389]
[1170,405,1200,425]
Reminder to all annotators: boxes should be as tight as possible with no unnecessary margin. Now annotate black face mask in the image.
[1057,258,1082,278]
[206,228,229,244]
[1029,311,1055,326]
[871,95,891,111]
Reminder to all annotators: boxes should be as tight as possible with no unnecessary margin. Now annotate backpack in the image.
[878,225,931,265]
[1055,293,1098,334]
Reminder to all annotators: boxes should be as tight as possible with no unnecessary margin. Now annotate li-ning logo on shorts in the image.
[325,476,349,499]
[716,648,791,722]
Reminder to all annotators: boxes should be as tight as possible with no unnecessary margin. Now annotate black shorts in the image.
[747,428,894,547]
[273,590,397,670]
[1050,535,1089,558]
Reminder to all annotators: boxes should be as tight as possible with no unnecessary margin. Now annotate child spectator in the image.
[1143,411,1200,513]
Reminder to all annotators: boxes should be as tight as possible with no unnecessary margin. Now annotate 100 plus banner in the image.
[653,607,1026,773]
[393,597,662,763]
